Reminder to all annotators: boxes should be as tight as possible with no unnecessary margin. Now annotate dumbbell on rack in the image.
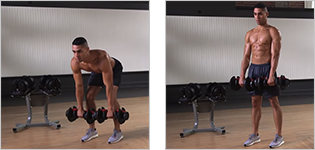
[178,83,202,103]
[39,75,61,96]
[11,76,36,97]
[230,75,290,91]
[205,82,227,103]
[11,75,61,133]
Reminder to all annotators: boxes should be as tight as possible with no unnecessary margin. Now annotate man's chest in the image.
[249,30,272,45]
[79,62,102,73]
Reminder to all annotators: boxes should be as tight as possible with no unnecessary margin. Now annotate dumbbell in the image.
[88,107,129,124]
[66,106,107,124]
[205,82,227,102]
[230,76,255,91]
[39,75,61,96]
[253,75,290,90]
[179,83,202,103]
[96,107,108,124]
[113,107,130,124]
[11,75,36,97]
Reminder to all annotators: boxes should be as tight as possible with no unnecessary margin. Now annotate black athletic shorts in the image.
[247,63,280,98]
[87,57,123,87]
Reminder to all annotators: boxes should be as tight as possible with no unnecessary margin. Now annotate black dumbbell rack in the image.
[12,90,61,133]
[179,96,226,138]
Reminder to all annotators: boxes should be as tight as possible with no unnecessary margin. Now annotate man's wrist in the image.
[77,105,84,110]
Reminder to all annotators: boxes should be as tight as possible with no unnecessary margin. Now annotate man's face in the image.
[253,8,268,25]
[72,44,89,62]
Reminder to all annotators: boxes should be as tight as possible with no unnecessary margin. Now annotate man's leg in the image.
[108,85,123,144]
[268,96,284,148]
[86,86,102,129]
[244,95,263,146]
[252,95,263,135]
[112,85,121,131]
[81,86,102,142]
[268,96,282,136]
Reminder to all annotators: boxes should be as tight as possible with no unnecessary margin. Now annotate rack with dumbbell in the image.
[178,82,226,138]
[11,75,62,133]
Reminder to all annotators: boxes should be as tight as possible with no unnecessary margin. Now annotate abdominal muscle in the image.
[251,42,272,65]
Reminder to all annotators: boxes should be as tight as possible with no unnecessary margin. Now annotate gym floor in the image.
[1,87,149,149]
[166,94,314,149]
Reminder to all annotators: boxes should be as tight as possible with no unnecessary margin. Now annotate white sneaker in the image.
[108,129,124,144]
[269,134,284,148]
[81,128,98,142]
[244,133,261,146]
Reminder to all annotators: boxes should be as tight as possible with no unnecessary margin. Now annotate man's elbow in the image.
[272,53,280,60]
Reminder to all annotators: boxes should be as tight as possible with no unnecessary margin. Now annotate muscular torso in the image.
[74,50,115,73]
[248,26,273,64]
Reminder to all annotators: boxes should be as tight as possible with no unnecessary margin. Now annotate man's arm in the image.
[240,31,252,86]
[70,58,85,115]
[100,56,115,112]
[268,27,281,85]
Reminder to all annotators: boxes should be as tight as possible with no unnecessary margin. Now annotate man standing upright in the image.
[238,3,284,148]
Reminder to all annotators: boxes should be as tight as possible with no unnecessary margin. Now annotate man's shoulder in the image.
[266,24,278,31]
[246,28,256,35]
[245,28,255,38]
[90,49,107,53]
[70,57,81,70]
[268,25,281,38]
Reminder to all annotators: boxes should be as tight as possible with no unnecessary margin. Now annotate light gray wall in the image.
[166,16,314,85]
[1,6,149,77]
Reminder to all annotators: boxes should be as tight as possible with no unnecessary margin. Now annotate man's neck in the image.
[257,23,269,28]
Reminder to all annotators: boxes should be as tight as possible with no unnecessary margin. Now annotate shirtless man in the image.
[239,3,284,148]
[71,37,124,144]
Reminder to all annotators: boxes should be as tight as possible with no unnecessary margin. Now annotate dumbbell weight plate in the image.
[97,107,108,124]
[23,76,35,91]
[255,77,264,91]
[84,109,96,124]
[184,87,195,99]
[114,109,126,124]
[229,76,241,90]
[40,75,51,90]
[244,77,254,91]
[65,107,78,122]
[121,107,129,120]
[278,75,290,90]
[17,79,28,93]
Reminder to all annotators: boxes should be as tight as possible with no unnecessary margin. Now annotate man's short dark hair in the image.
[72,37,88,46]
[254,2,268,12]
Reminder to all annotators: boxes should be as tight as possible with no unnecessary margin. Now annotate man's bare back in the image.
[246,25,276,64]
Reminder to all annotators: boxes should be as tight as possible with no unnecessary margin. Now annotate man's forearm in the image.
[269,54,280,78]
[240,58,250,78]
[76,85,85,110]
[106,86,115,110]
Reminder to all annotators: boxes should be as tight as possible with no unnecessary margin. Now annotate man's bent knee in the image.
[86,93,96,101]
